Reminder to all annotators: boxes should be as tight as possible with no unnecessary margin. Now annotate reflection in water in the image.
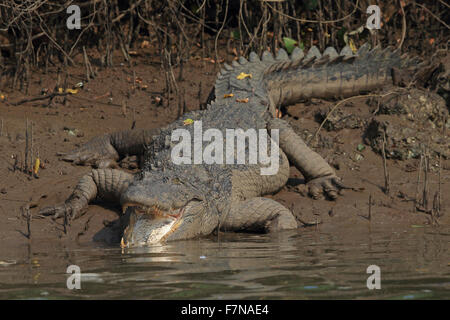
[0,225,448,299]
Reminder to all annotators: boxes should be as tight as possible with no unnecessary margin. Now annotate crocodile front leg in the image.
[59,128,160,167]
[39,169,134,220]
[220,197,298,233]
[268,118,349,199]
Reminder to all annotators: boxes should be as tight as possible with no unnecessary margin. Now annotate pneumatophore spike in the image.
[232,60,240,67]
[305,45,322,60]
[220,68,227,75]
[223,63,233,71]
[340,45,354,57]
[290,47,304,61]
[262,50,274,62]
[322,47,339,59]
[276,48,289,60]
[239,56,248,64]
[249,52,260,62]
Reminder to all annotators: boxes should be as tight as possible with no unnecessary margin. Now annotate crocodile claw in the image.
[307,175,350,200]
[39,201,86,220]
[39,203,70,220]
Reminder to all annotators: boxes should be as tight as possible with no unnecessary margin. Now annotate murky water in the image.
[0,224,449,299]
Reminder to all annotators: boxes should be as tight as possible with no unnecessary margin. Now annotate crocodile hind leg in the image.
[268,118,349,199]
[59,128,160,168]
[39,169,134,220]
[220,197,298,233]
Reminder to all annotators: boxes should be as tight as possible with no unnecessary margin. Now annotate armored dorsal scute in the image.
[340,45,354,57]
[275,48,289,60]
[323,47,339,59]
[262,50,274,62]
[290,47,304,61]
[249,51,260,62]
[305,46,321,60]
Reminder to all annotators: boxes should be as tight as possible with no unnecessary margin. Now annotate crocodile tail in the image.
[212,43,422,109]
[265,43,422,106]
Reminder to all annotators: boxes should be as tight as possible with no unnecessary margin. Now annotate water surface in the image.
[0,224,448,299]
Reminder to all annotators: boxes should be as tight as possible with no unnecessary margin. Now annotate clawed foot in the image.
[58,136,119,168]
[307,175,350,200]
[39,201,85,220]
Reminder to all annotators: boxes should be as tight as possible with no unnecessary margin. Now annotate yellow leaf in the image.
[0,94,5,100]
[65,88,78,94]
[236,72,252,80]
[58,87,64,93]
[236,98,249,103]
[349,39,357,53]
[34,158,40,175]
[223,93,234,98]
[183,118,194,125]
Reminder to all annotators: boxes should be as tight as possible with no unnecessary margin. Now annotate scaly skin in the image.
[40,44,420,246]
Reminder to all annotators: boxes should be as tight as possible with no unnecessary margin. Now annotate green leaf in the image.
[283,37,297,54]
[357,144,365,152]
[337,27,347,45]
[231,30,240,40]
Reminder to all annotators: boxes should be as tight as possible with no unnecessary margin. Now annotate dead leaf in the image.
[236,72,252,80]
[65,88,78,94]
[236,98,249,103]
[33,158,40,175]
[140,40,150,49]
[183,118,194,125]
[276,108,282,118]
[223,93,234,98]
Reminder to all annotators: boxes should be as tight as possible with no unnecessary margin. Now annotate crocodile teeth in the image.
[262,50,274,62]
[239,56,248,64]
[323,47,338,59]
[276,48,288,60]
[290,47,304,61]
[305,45,321,60]
[249,52,259,62]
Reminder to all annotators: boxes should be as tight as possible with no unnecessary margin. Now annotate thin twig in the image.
[382,130,390,195]
[398,0,406,49]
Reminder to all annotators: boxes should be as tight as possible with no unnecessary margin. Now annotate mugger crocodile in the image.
[39,43,421,246]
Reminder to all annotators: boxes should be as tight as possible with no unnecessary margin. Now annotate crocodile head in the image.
[120,171,217,247]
